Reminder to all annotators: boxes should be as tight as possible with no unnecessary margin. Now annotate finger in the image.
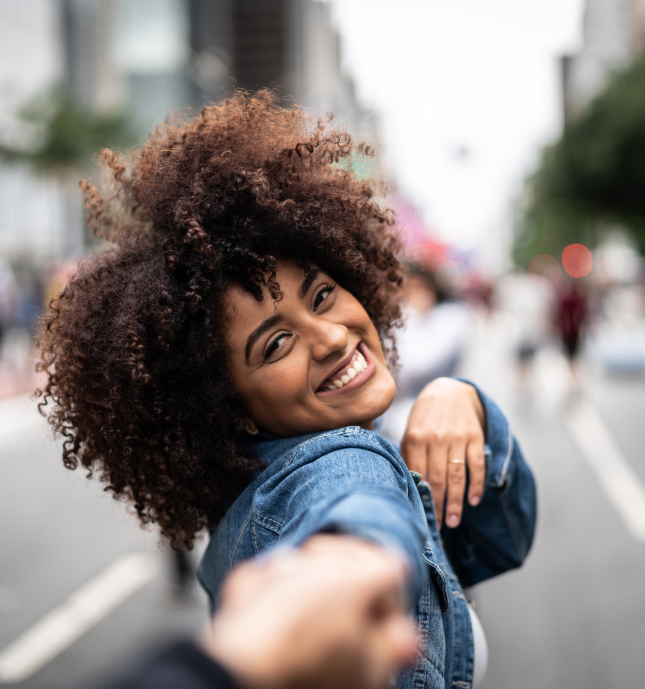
[466,438,486,507]
[400,435,429,480]
[426,440,448,528]
[444,445,467,529]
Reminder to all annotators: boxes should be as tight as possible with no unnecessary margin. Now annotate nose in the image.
[309,318,348,362]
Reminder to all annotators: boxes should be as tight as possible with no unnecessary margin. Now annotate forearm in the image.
[280,486,428,604]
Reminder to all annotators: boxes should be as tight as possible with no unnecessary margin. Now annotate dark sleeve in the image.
[441,381,538,588]
[95,641,238,689]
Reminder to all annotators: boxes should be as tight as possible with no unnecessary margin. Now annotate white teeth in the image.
[322,349,368,392]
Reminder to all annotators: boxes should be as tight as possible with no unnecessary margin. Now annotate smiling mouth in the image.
[316,344,371,394]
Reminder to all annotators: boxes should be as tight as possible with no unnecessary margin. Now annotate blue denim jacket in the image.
[198,383,537,689]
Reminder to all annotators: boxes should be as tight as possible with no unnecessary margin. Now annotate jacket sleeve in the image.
[440,382,537,587]
[256,435,430,606]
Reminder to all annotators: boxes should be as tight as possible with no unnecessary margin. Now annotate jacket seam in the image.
[284,426,378,468]
[230,511,254,565]
[498,423,513,485]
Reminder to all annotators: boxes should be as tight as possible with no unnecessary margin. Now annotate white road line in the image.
[0,552,158,683]
[566,398,645,543]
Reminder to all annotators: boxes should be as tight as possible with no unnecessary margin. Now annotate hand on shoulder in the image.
[400,378,486,529]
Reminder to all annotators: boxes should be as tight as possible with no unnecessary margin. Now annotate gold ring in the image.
[448,458,466,465]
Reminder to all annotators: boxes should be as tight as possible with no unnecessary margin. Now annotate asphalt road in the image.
[463,314,645,689]
[0,314,644,688]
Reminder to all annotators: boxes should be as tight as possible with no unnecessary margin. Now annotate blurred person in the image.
[11,261,44,336]
[554,279,588,386]
[36,91,536,689]
[96,536,417,689]
[495,270,552,392]
[0,257,17,356]
[381,263,473,442]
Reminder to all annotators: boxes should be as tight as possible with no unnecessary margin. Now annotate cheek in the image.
[239,357,309,416]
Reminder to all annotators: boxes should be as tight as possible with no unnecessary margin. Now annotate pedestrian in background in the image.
[554,279,588,387]
[381,262,472,443]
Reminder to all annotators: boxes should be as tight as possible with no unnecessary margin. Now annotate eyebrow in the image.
[245,271,321,363]
[245,314,284,362]
[298,269,320,299]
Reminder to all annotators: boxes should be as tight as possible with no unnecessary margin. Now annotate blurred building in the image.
[189,0,372,127]
[0,0,373,268]
[561,0,645,122]
[0,0,71,263]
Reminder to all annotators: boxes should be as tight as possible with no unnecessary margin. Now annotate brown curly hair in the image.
[36,90,405,548]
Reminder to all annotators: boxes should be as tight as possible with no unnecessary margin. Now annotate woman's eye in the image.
[263,333,291,362]
[313,284,336,312]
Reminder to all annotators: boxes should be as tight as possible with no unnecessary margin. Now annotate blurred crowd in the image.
[0,258,74,399]
[3,245,644,406]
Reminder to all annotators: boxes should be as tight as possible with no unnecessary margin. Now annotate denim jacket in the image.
[198,383,537,689]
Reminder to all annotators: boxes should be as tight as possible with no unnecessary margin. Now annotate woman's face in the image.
[225,260,396,437]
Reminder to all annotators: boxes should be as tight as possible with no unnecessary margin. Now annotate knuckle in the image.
[432,431,448,445]
[469,455,485,471]
[405,428,424,445]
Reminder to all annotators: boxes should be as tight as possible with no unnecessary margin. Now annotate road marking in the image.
[566,398,645,542]
[0,552,158,683]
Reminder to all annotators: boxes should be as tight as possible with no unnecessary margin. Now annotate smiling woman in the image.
[36,90,536,689]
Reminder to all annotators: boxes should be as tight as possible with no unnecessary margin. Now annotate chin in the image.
[348,378,397,426]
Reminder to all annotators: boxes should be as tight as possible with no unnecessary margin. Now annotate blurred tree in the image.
[515,59,645,264]
[0,87,136,172]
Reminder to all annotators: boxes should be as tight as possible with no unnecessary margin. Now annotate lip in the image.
[315,342,376,397]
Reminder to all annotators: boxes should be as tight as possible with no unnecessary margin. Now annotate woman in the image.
[37,91,536,689]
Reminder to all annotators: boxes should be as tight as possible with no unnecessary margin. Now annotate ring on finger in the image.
[448,458,466,465]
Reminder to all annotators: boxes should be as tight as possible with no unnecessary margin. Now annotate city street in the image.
[463,314,645,689]
[0,315,644,688]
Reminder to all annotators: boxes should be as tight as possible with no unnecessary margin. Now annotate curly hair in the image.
[36,90,405,548]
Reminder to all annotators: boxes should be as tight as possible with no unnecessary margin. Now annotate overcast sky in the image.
[329,0,585,260]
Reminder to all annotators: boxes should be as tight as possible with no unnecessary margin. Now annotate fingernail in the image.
[446,514,459,528]
[470,495,481,506]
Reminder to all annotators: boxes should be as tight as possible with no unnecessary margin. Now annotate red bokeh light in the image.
[528,254,561,287]
[562,244,593,278]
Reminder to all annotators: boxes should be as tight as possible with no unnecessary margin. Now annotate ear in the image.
[242,418,259,436]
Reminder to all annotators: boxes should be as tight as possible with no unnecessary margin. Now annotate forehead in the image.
[224,261,307,343]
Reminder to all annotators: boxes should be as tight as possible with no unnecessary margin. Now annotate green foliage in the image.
[0,87,136,171]
[517,58,645,263]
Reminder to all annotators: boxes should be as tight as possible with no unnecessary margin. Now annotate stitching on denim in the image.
[284,426,364,468]
[452,682,471,688]
[230,511,254,564]
[284,426,391,470]
[501,486,527,561]
[499,422,513,484]
[254,513,284,535]
[251,517,259,554]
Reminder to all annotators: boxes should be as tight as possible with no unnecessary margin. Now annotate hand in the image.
[206,535,418,689]
[400,378,486,529]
